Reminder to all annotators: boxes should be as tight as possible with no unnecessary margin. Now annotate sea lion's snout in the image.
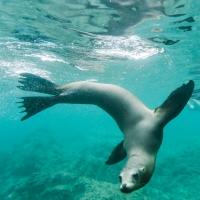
[120,183,134,193]
[119,171,137,193]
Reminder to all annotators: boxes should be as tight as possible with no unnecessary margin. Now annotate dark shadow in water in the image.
[178,25,192,32]
[12,27,53,43]
[148,37,180,46]
[174,16,195,23]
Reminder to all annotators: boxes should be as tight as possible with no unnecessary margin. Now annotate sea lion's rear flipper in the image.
[17,73,62,95]
[106,140,126,165]
[18,96,56,121]
[155,80,194,126]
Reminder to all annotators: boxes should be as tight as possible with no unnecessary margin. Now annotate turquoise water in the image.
[0,0,200,199]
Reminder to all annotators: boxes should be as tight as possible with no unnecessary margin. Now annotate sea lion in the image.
[17,73,194,193]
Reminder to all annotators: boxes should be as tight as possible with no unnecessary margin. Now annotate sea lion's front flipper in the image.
[155,80,194,126]
[106,140,126,165]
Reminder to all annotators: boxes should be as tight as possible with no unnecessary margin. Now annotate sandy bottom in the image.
[0,131,199,200]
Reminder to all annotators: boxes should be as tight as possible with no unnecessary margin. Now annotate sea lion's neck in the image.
[126,150,156,172]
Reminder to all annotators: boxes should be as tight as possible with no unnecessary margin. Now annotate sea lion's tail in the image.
[17,73,61,121]
[17,73,62,95]
[155,80,195,127]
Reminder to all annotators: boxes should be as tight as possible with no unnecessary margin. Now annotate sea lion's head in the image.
[119,156,155,193]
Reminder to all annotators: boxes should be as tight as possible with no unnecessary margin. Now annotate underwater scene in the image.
[0,0,200,199]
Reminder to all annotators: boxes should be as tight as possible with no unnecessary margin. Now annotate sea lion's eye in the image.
[119,175,122,182]
[132,173,139,181]
[139,167,145,173]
